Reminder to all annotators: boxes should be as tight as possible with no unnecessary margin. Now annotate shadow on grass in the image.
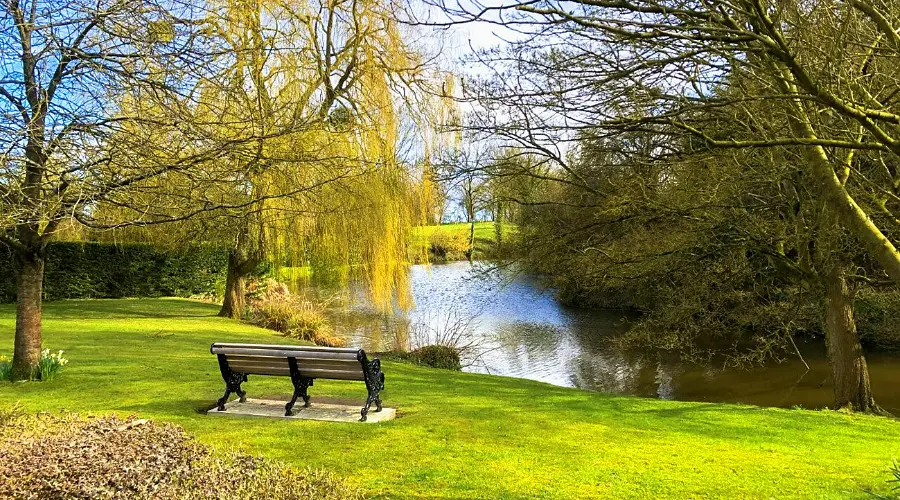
[34,298,220,320]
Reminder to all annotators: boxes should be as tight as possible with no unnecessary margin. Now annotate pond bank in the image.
[305,261,900,414]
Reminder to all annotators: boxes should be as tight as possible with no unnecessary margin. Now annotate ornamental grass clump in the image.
[248,279,345,347]
[0,411,362,500]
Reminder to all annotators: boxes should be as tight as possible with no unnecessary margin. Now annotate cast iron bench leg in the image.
[360,359,385,422]
[285,373,313,417]
[217,372,247,411]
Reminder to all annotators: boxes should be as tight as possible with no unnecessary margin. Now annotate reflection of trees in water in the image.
[323,309,408,352]
[562,313,687,398]
[300,265,900,411]
[482,322,567,376]
[568,349,686,399]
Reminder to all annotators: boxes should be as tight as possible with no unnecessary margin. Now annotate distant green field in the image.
[277,223,515,277]
[2,298,899,499]
[410,222,515,261]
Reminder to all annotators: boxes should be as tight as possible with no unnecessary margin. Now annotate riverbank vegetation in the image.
[1,298,899,499]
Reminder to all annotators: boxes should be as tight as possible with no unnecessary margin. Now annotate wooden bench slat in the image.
[227,363,290,374]
[297,369,366,381]
[223,355,291,366]
[295,360,362,371]
[227,364,292,376]
[226,364,363,380]
[212,343,359,354]
[224,358,365,377]
[213,347,359,360]
[224,356,361,371]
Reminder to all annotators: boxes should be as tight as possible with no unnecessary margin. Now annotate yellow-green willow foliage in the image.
[416,72,462,220]
[93,0,437,312]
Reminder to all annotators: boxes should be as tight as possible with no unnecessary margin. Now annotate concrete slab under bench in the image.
[207,398,396,423]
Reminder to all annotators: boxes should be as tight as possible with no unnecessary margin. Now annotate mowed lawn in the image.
[1,299,899,499]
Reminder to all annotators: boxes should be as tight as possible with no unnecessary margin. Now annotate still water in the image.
[310,261,900,413]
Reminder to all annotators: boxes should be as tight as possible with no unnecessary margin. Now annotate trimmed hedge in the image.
[0,242,227,303]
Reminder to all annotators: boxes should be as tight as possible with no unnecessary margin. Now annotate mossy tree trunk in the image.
[822,266,883,413]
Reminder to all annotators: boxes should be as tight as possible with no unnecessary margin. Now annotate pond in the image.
[305,261,900,414]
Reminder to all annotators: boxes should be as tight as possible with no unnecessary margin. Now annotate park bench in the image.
[210,343,385,421]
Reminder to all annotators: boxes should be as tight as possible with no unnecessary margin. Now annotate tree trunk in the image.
[219,252,248,319]
[822,267,884,414]
[494,201,504,246]
[219,248,262,320]
[468,220,476,262]
[11,250,45,381]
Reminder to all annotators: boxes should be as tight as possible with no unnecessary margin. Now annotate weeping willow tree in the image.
[92,0,441,316]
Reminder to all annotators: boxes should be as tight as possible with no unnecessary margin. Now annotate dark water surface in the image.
[307,261,900,413]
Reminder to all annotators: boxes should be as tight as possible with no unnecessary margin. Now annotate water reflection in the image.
[299,261,900,414]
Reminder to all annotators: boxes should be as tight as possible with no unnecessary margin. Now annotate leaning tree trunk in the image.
[11,249,45,381]
[219,251,263,320]
[823,267,883,414]
[779,80,900,284]
[218,228,263,320]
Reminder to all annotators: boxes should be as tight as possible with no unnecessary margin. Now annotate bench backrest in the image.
[210,343,366,381]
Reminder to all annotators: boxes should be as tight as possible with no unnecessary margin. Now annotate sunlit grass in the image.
[409,222,515,259]
[1,298,898,499]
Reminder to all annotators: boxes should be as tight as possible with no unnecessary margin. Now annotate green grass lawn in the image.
[1,298,899,499]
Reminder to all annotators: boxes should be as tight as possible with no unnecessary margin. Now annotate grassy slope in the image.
[1,298,899,499]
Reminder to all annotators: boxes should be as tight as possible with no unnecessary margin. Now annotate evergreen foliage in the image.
[0,243,228,303]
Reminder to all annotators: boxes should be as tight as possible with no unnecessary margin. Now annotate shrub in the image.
[428,230,470,262]
[0,356,11,382]
[0,412,363,499]
[378,345,462,371]
[411,345,462,370]
[248,281,345,347]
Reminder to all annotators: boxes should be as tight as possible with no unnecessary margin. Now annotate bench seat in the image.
[210,343,385,421]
